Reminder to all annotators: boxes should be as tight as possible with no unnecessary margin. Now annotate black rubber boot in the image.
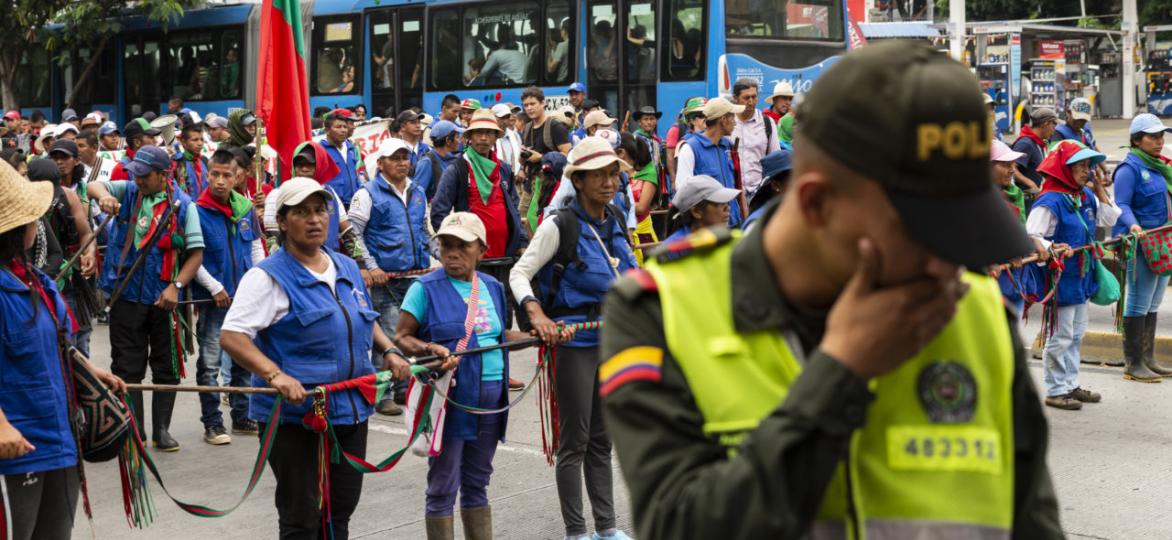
[1124,316,1162,382]
[1144,313,1172,377]
[152,392,180,451]
[128,390,147,441]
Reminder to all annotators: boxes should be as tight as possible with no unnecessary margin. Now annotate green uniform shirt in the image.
[599,206,1064,539]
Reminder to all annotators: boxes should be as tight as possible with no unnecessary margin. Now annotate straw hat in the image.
[465,109,503,133]
[767,81,795,101]
[0,159,53,235]
[564,136,631,177]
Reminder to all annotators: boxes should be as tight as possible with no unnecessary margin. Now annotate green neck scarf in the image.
[1130,147,1172,192]
[1002,183,1025,224]
[526,176,544,234]
[464,147,497,204]
[633,160,658,185]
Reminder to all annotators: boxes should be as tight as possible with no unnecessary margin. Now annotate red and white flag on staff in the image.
[257,0,311,181]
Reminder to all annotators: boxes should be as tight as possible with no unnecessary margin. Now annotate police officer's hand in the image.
[154,284,180,311]
[269,373,308,404]
[0,421,35,460]
[821,238,969,380]
[213,290,232,309]
[98,195,120,215]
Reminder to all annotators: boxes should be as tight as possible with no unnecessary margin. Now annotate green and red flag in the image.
[257,0,311,180]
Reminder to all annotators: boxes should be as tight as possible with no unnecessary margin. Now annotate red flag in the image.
[257,0,310,180]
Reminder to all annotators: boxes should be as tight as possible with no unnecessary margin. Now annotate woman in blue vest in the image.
[1026,140,1118,411]
[664,175,740,243]
[1113,113,1172,382]
[396,212,571,539]
[0,159,124,539]
[220,178,416,540]
[508,137,637,540]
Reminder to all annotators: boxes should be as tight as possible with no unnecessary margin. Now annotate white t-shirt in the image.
[221,256,338,339]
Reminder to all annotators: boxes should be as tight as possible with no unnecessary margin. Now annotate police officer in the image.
[599,41,1063,539]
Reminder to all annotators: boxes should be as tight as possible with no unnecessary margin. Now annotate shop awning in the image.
[858,22,942,39]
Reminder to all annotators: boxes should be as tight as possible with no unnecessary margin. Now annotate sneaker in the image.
[1070,387,1102,403]
[376,399,403,416]
[203,425,231,445]
[1044,394,1083,410]
[591,531,634,540]
[232,419,260,435]
[508,377,525,391]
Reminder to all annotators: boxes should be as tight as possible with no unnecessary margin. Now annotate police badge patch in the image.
[917,361,977,423]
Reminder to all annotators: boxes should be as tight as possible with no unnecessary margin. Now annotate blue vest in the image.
[362,174,430,272]
[1112,152,1170,235]
[99,183,192,305]
[1034,189,1099,306]
[319,138,362,206]
[685,135,742,226]
[193,205,257,300]
[250,248,378,425]
[537,202,637,347]
[417,270,509,441]
[0,266,77,474]
[1054,123,1097,149]
[325,185,343,252]
[175,155,208,200]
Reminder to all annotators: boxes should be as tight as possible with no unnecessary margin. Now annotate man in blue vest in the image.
[412,120,463,201]
[318,108,363,209]
[174,124,208,200]
[349,138,431,415]
[674,97,744,227]
[89,145,206,452]
[192,149,264,443]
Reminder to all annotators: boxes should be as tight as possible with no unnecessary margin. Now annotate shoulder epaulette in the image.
[652,227,734,264]
[611,268,658,302]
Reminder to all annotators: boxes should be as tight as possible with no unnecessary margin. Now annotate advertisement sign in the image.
[1040,40,1065,59]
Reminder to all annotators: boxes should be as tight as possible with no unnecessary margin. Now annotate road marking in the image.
[367,423,548,457]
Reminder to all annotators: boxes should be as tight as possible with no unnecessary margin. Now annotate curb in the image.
[1030,331,1172,366]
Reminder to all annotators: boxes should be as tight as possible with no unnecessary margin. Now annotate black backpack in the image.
[535,203,630,316]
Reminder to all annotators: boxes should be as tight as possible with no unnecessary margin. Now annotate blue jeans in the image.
[1126,258,1170,316]
[196,305,250,428]
[425,380,504,517]
[372,279,412,396]
[1043,303,1088,397]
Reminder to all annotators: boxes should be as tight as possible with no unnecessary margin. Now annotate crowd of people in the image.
[3,38,1167,540]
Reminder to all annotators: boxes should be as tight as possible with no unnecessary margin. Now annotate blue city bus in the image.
[18,0,847,138]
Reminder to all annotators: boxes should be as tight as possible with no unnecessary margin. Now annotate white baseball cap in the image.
[702,97,745,119]
[490,103,512,118]
[375,137,412,160]
[671,175,740,212]
[274,177,332,210]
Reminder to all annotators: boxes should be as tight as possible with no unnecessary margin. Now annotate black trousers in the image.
[108,300,180,384]
[1,466,80,540]
[262,421,368,540]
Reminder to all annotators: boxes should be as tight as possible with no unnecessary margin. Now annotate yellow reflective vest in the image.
[646,232,1015,540]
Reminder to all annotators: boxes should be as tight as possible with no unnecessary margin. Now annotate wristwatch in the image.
[173,281,185,290]
[381,347,404,359]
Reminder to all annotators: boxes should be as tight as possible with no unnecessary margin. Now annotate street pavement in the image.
[65,119,1172,539]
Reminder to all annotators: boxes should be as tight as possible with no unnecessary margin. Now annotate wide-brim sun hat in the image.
[465,109,503,134]
[564,136,632,177]
[0,159,53,235]
[766,81,795,102]
[1065,145,1106,168]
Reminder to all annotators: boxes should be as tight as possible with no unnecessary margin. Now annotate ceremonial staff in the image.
[992,223,1172,270]
[55,211,117,282]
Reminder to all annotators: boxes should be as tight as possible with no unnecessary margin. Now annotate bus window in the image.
[429,9,461,90]
[462,2,540,87]
[400,14,424,94]
[587,3,618,84]
[545,0,573,84]
[166,31,228,101]
[726,0,843,40]
[16,49,50,108]
[313,17,361,95]
[371,13,395,92]
[220,30,244,99]
[65,45,115,109]
[625,0,656,84]
[124,38,163,117]
[661,0,704,80]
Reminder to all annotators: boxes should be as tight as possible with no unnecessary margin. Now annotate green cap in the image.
[796,40,1032,268]
[682,97,707,114]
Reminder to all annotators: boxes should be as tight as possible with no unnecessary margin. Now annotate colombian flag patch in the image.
[599,346,664,397]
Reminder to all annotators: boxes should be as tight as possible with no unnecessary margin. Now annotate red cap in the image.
[4,111,20,120]
[326,108,356,121]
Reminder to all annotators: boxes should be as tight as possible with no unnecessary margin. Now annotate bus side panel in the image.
[421,86,574,117]
[656,81,706,139]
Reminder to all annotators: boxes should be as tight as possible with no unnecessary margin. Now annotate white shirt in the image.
[674,142,697,191]
[1025,194,1121,249]
[348,174,413,270]
[509,217,561,303]
[221,257,338,339]
[194,238,267,296]
[543,174,638,231]
[732,109,780,196]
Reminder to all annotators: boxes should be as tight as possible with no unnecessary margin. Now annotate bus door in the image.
[585,0,658,124]
[367,7,425,117]
[122,33,165,121]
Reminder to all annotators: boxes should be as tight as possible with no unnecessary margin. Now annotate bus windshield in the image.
[726,0,843,41]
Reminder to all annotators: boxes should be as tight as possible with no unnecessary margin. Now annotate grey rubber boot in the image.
[425,516,454,540]
[461,506,493,540]
[1144,313,1172,376]
[1124,316,1162,382]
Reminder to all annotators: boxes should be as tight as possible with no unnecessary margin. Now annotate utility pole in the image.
[1123,0,1137,118]
[949,0,966,62]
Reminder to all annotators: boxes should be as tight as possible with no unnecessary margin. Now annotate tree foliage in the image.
[934,0,1172,28]
[0,0,194,110]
